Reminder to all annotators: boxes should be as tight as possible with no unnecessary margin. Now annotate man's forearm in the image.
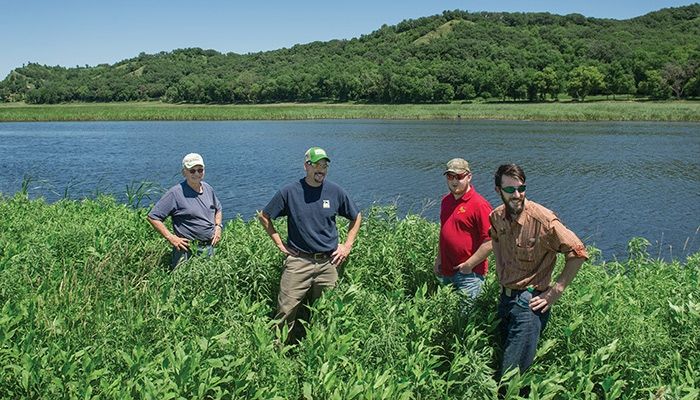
[552,257,585,294]
[257,211,284,248]
[343,213,362,249]
[462,240,493,270]
[148,217,173,240]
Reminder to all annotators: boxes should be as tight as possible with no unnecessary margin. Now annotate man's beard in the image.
[501,193,525,219]
[313,172,326,183]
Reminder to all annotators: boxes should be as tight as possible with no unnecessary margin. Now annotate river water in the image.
[1,120,699,261]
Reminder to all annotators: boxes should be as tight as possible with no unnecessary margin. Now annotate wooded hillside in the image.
[2,5,699,104]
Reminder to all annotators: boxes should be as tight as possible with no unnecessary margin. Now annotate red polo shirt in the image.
[439,186,493,277]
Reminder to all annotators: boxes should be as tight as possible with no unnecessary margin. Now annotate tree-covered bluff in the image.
[2,5,699,104]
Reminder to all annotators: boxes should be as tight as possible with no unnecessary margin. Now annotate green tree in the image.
[484,63,512,102]
[684,64,700,97]
[456,83,476,100]
[534,67,560,100]
[638,70,671,99]
[661,62,694,99]
[432,82,455,102]
[604,62,636,99]
[506,69,528,101]
[567,65,605,101]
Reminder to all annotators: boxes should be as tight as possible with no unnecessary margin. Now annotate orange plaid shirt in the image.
[489,199,588,291]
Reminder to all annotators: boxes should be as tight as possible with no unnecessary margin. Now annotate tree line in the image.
[2,5,699,104]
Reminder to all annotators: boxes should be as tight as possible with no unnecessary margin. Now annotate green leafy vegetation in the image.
[2,5,699,105]
[2,100,700,122]
[0,193,698,398]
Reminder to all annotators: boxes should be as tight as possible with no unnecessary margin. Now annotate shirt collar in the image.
[455,185,474,202]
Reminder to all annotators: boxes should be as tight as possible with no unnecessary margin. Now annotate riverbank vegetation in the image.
[2,5,699,105]
[2,100,700,122]
[0,193,698,398]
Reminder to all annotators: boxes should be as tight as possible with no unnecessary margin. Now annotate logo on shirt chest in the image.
[457,206,467,214]
[323,199,330,209]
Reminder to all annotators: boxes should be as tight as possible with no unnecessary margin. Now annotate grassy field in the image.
[0,192,698,399]
[1,100,700,122]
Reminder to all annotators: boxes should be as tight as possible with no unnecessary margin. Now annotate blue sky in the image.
[2,0,696,78]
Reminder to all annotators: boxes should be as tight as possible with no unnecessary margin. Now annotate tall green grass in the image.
[0,194,698,399]
[1,100,700,122]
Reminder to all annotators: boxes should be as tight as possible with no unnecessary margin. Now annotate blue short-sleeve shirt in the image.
[263,178,359,253]
[148,181,222,241]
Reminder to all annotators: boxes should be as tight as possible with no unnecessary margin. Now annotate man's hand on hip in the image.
[530,287,563,312]
[278,243,299,257]
[168,235,190,251]
[212,226,222,245]
[332,243,351,264]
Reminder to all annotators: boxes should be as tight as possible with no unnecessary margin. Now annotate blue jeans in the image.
[170,244,214,268]
[497,290,550,378]
[439,272,485,313]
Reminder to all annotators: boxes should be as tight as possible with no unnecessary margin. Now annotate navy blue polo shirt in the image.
[263,178,359,253]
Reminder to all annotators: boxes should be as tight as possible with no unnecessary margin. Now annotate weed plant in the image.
[1,100,700,122]
[0,194,698,399]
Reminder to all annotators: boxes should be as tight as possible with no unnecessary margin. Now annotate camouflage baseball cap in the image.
[444,158,470,174]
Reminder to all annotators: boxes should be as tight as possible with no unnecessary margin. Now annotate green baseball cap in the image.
[305,147,331,163]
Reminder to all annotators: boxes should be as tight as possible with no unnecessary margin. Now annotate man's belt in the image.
[501,286,543,297]
[296,250,332,261]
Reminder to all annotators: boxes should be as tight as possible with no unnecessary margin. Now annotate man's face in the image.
[445,171,471,198]
[497,175,526,217]
[183,164,205,186]
[304,159,329,185]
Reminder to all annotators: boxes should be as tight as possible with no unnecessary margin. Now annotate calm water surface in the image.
[1,120,699,261]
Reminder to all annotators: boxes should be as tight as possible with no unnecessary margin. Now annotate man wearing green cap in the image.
[259,147,362,343]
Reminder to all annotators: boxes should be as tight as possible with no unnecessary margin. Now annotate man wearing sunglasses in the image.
[148,153,223,268]
[434,158,493,311]
[259,147,362,344]
[490,163,587,379]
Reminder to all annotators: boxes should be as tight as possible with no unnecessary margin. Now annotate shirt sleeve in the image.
[477,201,493,243]
[148,190,176,221]
[263,190,287,220]
[548,218,588,260]
[488,212,499,241]
[212,189,222,212]
[337,188,360,221]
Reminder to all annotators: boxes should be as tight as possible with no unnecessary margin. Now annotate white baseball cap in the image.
[182,153,205,169]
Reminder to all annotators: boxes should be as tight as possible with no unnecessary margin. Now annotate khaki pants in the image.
[275,254,337,342]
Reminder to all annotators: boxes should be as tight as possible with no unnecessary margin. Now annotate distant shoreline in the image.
[1,100,699,122]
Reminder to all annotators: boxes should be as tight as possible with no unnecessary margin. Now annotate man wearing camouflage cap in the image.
[435,158,493,310]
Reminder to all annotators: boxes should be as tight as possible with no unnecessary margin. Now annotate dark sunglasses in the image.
[445,172,468,181]
[188,168,204,174]
[501,185,526,194]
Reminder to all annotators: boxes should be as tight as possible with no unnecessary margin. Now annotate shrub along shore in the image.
[0,193,698,398]
[1,100,700,122]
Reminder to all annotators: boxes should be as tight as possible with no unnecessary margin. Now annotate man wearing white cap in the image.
[148,153,223,268]
[259,146,362,343]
